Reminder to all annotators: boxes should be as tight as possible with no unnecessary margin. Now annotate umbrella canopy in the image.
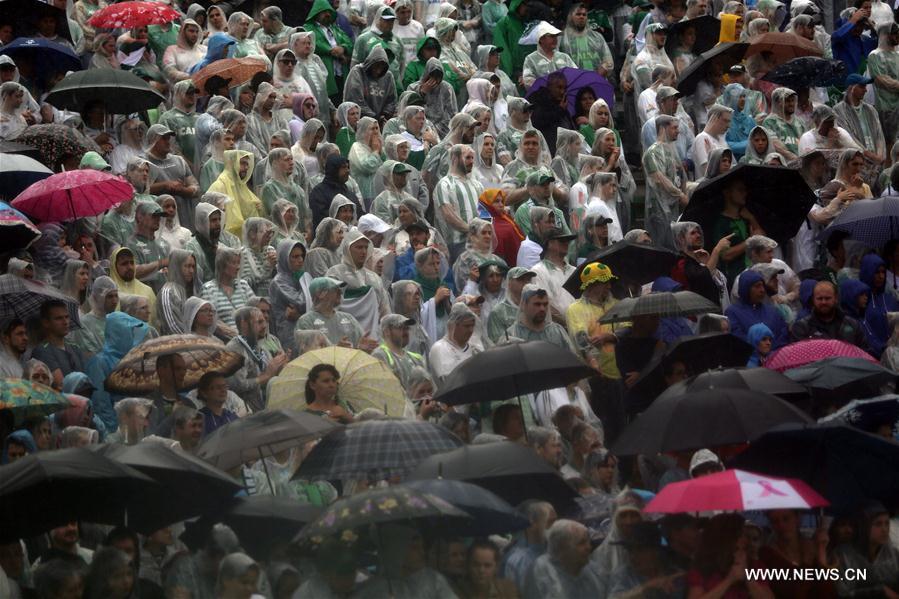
[730,422,899,511]
[626,334,755,413]
[0,274,81,329]
[683,164,816,246]
[296,485,471,543]
[819,395,899,436]
[0,378,72,427]
[762,56,847,89]
[12,169,133,222]
[744,32,822,66]
[213,496,322,559]
[665,16,721,56]
[598,291,719,324]
[296,419,464,482]
[527,67,615,116]
[433,341,593,406]
[0,37,81,75]
[644,469,829,513]
[0,0,72,43]
[269,346,408,418]
[402,479,529,536]
[192,57,268,91]
[0,200,41,252]
[196,409,339,472]
[88,1,181,28]
[409,441,580,511]
[765,339,877,373]
[676,42,748,95]
[784,356,895,397]
[45,69,166,115]
[657,367,809,405]
[612,388,813,456]
[12,124,101,172]
[104,334,245,395]
[0,154,52,202]
[0,448,160,542]
[563,241,679,298]
[818,195,899,249]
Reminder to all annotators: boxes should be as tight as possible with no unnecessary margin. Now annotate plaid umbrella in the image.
[104,334,245,394]
[296,419,464,481]
[819,395,899,436]
[196,409,339,472]
[0,274,81,328]
[765,339,877,373]
[45,69,166,115]
[676,42,748,95]
[192,57,268,91]
[0,200,41,252]
[818,195,899,249]
[744,32,822,66]
[12,169,134,222]
[762,57,847,89]
[0,378,72,427]
[598,290,720,324]
[13,124,101,170]
[88,1,180,28]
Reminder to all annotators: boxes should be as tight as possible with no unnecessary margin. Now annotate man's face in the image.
[184,24,199,45]
[379,16,395,33]
[0,65,15,83]
[238,156,250,178]
[525,294,549,324]
[452,317,476,344]
[253,311,268,339]
[749,280,767,304]
[537,435,563,469]
[548,76,566,102]
[337,162,350,183]
[44,306,70,337]
[752,246,774,264]
[783,95,797,115]
[572,7,588,29]
[202,376,229,404]
[818,117,834,136]
[531,181,552,202]
[116,252,136,281]
[208,212,222,239]
[388,325,410,348]
[51,523,79,549]
[155,133,173,155]
[349,238,369,267]
[561,529,592,573]
[667,121,679,140]
[177,415,204,446]
[141,211,161,233]
[539,33,559,53]
[396,5,412,24]
[874,265,887,289]
[3,324,28,354]
[462,148,475,173]
[522,137,540,161]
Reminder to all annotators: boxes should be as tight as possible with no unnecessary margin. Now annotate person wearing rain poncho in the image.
[85,311,151,431]
[390,280,433,354]
[269,198,307,248]
[158,80,200,169]
[334,102,360,157]
[351,5,406,90]
[305,217,347,278]
[245,83,288,156]
[310,153,365,227]
[472,132,504,188]
[521,21,578,89]
[296,276,369,347]
[108,117,147,176]
[834,75,888,166]
[201,246,258,329]
[428,301,479,385]
[59,260,91,313]
[268,238,314,352]
[380,134,430,208]
[798,104,862,154]
[395,105,436,170]
[691,104,733,180]
[434,144,485,261]
[162,19,206,82]
[474,45,518,101]
[741,125,774,165]
[67,276,118,358]
[289,32,331,121]
[104,163,146,247]
[434,18,478,95]
[155,194,192,251]
[505,284,578,357]
[495,98,547,169]
[670,221,728,306]
[198,128,231,193]
[359,524,458,599]
[260,148,312,232]
[493,0,536,84]
[643,115,688,251]
[208,149,263,236]
[326,229,391,339]
[560,3,614,76]
[412,246,457,339]
[239,218,278,297]
[186,202,224,285]
[762,87,804,161]
[273,49,314,111]
[155,249,201,336]
[580,98,618,150]
[718,83,755,159]
[345,45,398,124]
[502,127,554,204]
[371,160,417,223]
[304,0,354,101]
[863,23,899,144]
[254,6,293,58]
[551,128,586,200]
[348,117,386,203]
[108,245,157,323]
[404,36,458,93]
[393,0,425,64]
[585,172,624,244]
[451,219,506,293]
[227,12,268,63]
[632,23,674,98]
[145,124,200,235]
[463,77,506,135]
[407,57,457,139]
[513,166,571,240]
[293,118,328,180]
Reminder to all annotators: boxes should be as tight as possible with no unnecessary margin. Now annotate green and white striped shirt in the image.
[434,173,484,246]
[200,280,258,327]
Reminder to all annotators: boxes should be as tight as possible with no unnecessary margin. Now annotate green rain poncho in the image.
[492,0,535,81]
[762,87,804,157]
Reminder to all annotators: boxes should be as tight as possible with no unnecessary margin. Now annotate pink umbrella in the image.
[11,170,133,222]
[644,469,829,513]
[88,1,180,29]
[764,339,877,373]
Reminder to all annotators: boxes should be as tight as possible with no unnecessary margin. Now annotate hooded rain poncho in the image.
[208,149,263,235]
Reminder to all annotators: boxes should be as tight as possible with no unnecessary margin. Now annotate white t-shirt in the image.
[691,131,728,179]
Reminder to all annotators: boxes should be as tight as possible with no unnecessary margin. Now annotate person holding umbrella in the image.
[670,221,730,307]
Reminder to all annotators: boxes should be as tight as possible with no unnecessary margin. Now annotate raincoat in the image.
[642,118,686,250]
[326,229,390,337]
[522,42,578,89]
[292,116,326,177]
[860,253,899,356]
[295,288,366,346]
[200,247,258,327]
[306,218,346,278]
[310,154,364,228]
[560,8,614,73]
[156,249,201,336]
[245,82,289,155]
[239,218,277,296]
[865,25,899,143]
[472,132,504,188]
[348,117,385,201]
[762,88,804,157]
[343,45,397,121]
[632,23,674,94]
[492,0,535,80]
[451,219,505,293]
[269,239,314,351]
[833,87,888,161]
[474,44,518,100]
[185,203,222,284]
[724,270,789,349]
[208,149,263,235]
[351,5,406,89]
[162,18,206,81]
[335,101,359,157]
[371,160,418,223]
[290,32,331,122]
[109,247,158,327]
[86,311,150,431]
[408,57,457,138]
[434,147,485,247]
[67,276,118,357]
[305,0,354,97]
[260,148,312,233]
[719,84,754,158]
[741,126,773,165]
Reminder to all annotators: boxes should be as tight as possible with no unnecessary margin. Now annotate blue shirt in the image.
[199,406,238,435]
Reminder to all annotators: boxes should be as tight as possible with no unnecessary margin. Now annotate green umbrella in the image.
[0,378,72,426]
[44,69,166,114]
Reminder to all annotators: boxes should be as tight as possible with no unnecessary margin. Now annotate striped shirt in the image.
[200,280,258,327]
[434,173,484,246]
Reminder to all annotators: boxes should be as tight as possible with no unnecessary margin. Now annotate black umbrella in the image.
[658,367,809,403]
[402,479,530,536]
[626,334,755,414]
[665,16,721,56]
[612,389,813,456]
[818,195,899,249]
[762,57,847,89]
[432,341,593,407]
[196,409,340,472]
[0,0,72,43]
[0,448,161,542]
[295,419,464,482]
[211,496,322,559]
[598,291,720,324]
[45,69,167,114]
[676,42,748,95]
[730,422,899,511]
[562,241,679,298]
[409,441,580,512]
[785,357,896,394]
[818,395,899,435]
[683,164,816,247]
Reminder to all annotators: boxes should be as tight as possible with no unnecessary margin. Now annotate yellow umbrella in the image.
[268,347,409,417]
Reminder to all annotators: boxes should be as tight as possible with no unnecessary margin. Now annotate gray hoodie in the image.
[343,45,397,121]
[409,57,457,138]
[268,238,312,352]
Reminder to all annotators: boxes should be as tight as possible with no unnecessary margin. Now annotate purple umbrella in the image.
[526,67,614,117]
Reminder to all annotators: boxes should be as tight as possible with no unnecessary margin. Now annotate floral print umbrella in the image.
[0,378,72,427]
[13,124,100,171]
[88,1,180,29]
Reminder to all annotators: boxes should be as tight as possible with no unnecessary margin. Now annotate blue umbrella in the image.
[527,67,615,117]
[403,479,529,536]
[0,37,82,78]
[0,153,52,201]
[819,395,899,437]
[818,195,899,248]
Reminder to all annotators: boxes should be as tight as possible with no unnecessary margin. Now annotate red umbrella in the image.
[11,170,133,222]
[644,469,829,513]
[88,1,180,29]
[764,339,877,373]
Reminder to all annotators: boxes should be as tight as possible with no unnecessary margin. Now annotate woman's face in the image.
[681,26,697,47]
[476,225,493,249]
[347,106,360,129]
[295,35,313,58]
[223,568,259,599]
[134,164,150,186]
[367,127,381,148]
[397,204,415,225]
[284,207,298,226]
[477,111,490,133]
[336,205,354,223]
[579,90,596,115]
[719,153,733,171]
[107,563,135,599]
[195,303,215,328]
[420,253,441,278]
[485,269,503,292]
[602,133,617,155]
[162,199,177,219]
[224,255,241,279]
[303,99,317,120]
[288,246,305,271]
[239,88,255,108]
[847,156,865,178]
[870,514,891,547]
[397,143,410,162]
[481,136,495,161]
[331,225,345,247]
[595,105,610,126]
[310,370,339,402]
[134,26,148,41]
[180,256,196,283]
[751,132,767,154]
[601,179,617,197]
[372,256,385,275]
[102,37,115,54]
[408,110,425,134]
[76,266,90,291]
[30,368,51,387]
[738,94,746,111]
[134,299,150,322]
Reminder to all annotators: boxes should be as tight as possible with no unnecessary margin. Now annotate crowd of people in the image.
[1,0,899,596]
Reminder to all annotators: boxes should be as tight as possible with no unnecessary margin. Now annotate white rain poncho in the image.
[472,132,503,188]
[238,217,277,296]
[348,116,385,201]
[67,276,118,356]
[642,115,686,250]
[245,82,289,156]
[326,228,391,339]
[305,217,346,278]
[268,238,313,350]
[290,31,331,123]
[157,248,202,335]
[408,56,458,139]
[550,127,586,198]
[371,160,418,223]
[451,218,505,293]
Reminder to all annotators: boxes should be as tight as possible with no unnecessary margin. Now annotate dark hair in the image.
[34,558,88,599]
[467,539,500,563]
[84,547,134,599]
[105,526,140,566]
[250,71,273,92]
[198,370,226,393]
[547,71,566,86]
[305,363,340,404]
[491,403,523,435]
[1,317,24,336]
[39,299,68,320]
[692,513,746,576]
[574,86,596,117]
[825,230,850,256]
